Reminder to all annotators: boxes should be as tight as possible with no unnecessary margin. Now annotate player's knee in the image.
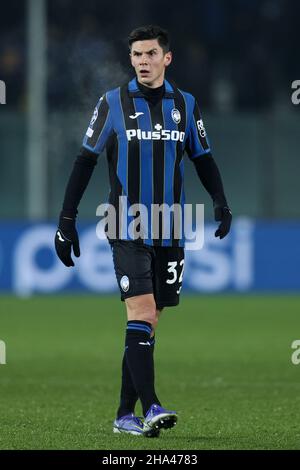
[156,308,163,318]
[137,309,157,328]
[150,313,158,330]
[126,295,157,328]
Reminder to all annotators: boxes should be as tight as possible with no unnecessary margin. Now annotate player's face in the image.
[130,39,172,88]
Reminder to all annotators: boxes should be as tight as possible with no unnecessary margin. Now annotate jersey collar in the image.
[128,77,175,98]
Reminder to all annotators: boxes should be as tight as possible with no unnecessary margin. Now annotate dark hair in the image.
[128,25,170,54]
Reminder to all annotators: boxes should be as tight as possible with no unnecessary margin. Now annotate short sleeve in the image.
[185,99,211,160]
[82,94,114,155]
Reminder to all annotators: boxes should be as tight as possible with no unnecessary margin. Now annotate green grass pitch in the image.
[1,294,300,450]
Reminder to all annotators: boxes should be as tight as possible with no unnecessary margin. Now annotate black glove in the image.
[214,204,232,239]
[55,213,80,267]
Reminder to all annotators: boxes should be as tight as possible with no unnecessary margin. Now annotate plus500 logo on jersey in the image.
[126,128,185,142]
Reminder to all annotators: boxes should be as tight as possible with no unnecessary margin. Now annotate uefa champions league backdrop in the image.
[1,219,300,294]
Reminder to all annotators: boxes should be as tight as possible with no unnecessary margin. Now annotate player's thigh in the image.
[153,247,185,310]
[110,239,155,302]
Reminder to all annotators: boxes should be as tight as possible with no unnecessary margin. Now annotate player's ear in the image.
[165,51,172,67]
[129,51,134,67]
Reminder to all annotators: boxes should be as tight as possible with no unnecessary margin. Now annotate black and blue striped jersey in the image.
[82,77,211,247]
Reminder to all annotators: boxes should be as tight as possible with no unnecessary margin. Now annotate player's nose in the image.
[140,54,148,64]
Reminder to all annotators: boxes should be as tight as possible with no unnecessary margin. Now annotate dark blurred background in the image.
[1,0,299,110]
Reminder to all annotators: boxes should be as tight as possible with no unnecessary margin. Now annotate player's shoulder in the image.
[174,87,196,117]
[103,86,121,101]
[177,87,196,106]
[102,82,130,104]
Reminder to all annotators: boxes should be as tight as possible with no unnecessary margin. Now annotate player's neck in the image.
[137,80,165,97]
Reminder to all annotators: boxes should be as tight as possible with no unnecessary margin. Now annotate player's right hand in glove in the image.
[214,202,232,240]
[54,213,80,267]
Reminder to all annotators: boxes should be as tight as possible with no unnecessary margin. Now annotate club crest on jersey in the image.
[120,275,130,292]
[171,108,181,124]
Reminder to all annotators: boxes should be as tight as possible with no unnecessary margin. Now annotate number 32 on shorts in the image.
[166,260,185,294]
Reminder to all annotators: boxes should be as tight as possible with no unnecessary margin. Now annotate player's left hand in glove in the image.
[214,203,232,239]
[55,213,80,267]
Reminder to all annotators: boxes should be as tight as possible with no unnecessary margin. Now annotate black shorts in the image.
[110,240,185,310]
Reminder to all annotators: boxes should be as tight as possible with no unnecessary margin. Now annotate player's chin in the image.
[139,74,152,83]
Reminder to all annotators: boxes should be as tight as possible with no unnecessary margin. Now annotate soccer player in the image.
[55,25,232,437]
